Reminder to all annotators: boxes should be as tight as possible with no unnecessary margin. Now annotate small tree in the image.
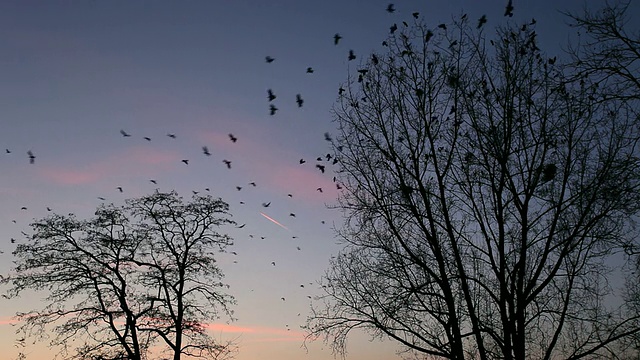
[2,191,236,360]
[306,13,640,360]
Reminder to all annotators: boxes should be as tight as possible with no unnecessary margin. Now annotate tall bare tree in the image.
[306,14,640,360]
[2,191,236,360]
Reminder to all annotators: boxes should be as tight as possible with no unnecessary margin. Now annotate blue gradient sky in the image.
[0,1,628,359]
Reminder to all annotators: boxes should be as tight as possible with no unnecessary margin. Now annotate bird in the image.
[412,12,419,19]
[143,136,151,141]
[290,213,296,217]
[333,33,342,45]
[306,67,314,73]
[386,3,395,13]
[249,182,257,187]
[504,0,514,17]
[11,238,16,244]
[20,206,27,210]
[281,297,286,301]
[324,132,332,142]
[236,186,242,191]
[267,89,276,101]
[316,157,323,161]
[438,23,447,30]
[181,159,189,165]
[317,188,323,193]
[299,159,306,164]
[117,186,123,193]
[150,179,157,184]
[272,261,276,266]
[265,56,275,63]
[223,160,232,169]
[27,150,35,164]
[202,146,211,156]
[236,224,246,228]
[269,104,278,115]
[46,207,52,211]
[316,164,326,173]
[167,133,177,139]
[288,194,293,197]
[192,190,199,195]
[262,202,271,207]
[338,87,345,95]
[478,15,487,28]
[229,133,238,142]
[348,50,356,61]
[390,23,398,34]
[296,94,304,107]
[5,149,10,154]
[425,30,434,42]
[120,129,131,137]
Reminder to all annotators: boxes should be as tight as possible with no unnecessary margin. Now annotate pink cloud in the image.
[205,323,304,341]
[38,147,180,186]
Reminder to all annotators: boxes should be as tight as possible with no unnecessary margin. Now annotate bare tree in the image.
[1,191,237,360]
[305,14,640,360]
[566,2,640,357]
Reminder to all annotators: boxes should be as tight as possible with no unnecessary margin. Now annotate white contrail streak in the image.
[260,212,289,231]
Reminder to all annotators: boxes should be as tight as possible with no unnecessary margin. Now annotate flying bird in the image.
[316,164,326,173]
[412,12,419,19]
[299,159,306,164]
[117,186,123,193]
[504,0,514,17]
[181,159,189,165]
[150,179,157,184]
[249,182,257,186]
[333,33,342,45]
[27,150,35,164]
[438,23,447,30]
[262,202,271,208]
[348,50,356,61]
[167,133,177,139]
[296,94,304,107]
[202,146,211,156]
[144,136,151,141]
[236,186,242,191]
[269,104,278,115]
[223,159,232,169]
[306,67,314,73]
[120,129,131,137]
[317,187,323,193]
[267,89,276,101]
[324,132,332,142]
[386,3,395,13]
[390,23,398,34]
[478,14,487,28]
[265,56,275,63]
[229,133,238,142]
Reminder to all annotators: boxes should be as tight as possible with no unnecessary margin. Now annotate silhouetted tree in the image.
[2,191,237,360]
[306,13,640,360]
[567,2,640,357]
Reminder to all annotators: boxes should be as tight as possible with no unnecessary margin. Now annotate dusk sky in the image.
[0,1,633,359]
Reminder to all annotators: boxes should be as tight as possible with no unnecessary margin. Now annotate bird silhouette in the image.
[262,202,271,207]
[229,133,238,142]
[117,186,123,193]
[316,164,326,173]
[296,94,304,107]
[504,0,514,17]
[249,182,257,186]
[120,130,131,137]
[150,179,157,184]
[202,146,211,156]
[390,23,398,34]
[236,224,246,228]
[267,89,276,101]
[317,188,323,193]
[299,159,306,164]
[338,87,345,95]
[348,50,356,61]
[269,104,278,115]
[324,132,332,142]
[181,159,189,165]
[412,12,419,19]
[438,23,447,30]
[20,206,27,210]
[478,15,487,28]
[236,186,242,191]
[223,160,232,169]
[290,213,296,217]
[272,261,276,266]
[167,133,177,139]
[144,136,151,141]
[265,56,275,63]
[306,67,314,73]
[334,33,342,45]
[27,150,35,164]
[386,3,395,13]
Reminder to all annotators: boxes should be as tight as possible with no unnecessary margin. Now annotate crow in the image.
[334,33,342,45]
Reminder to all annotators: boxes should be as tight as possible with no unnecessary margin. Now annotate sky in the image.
[0,1,634,359]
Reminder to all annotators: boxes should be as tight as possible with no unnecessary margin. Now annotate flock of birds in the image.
[3,1,518,332]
